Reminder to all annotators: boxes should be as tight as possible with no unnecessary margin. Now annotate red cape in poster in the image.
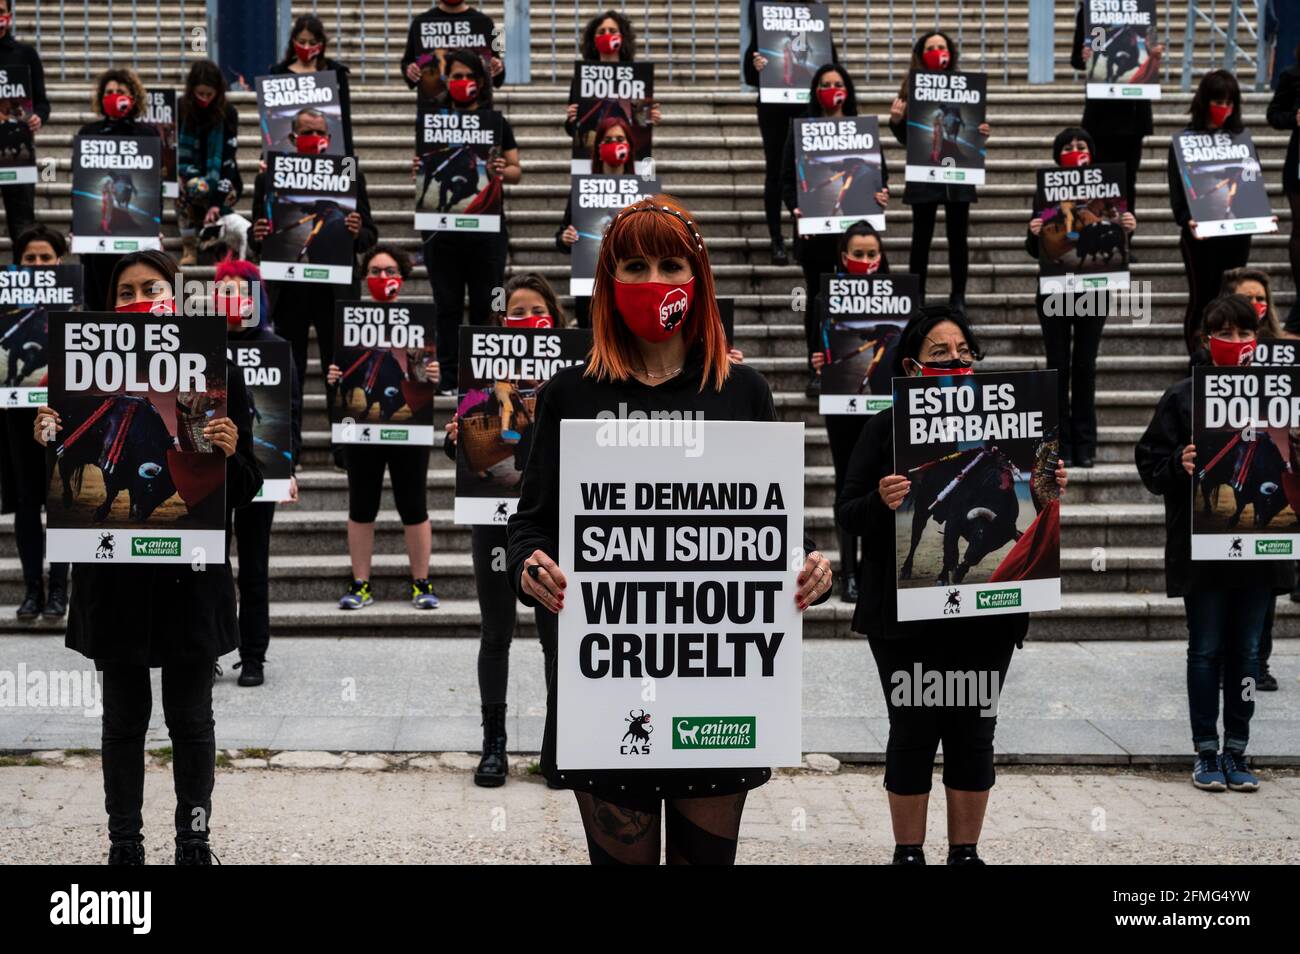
[414,105,505,233]
[70,135,163,254]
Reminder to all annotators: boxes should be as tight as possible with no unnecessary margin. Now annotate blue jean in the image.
[1183,588,1271,754]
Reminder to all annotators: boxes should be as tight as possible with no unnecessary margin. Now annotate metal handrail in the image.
[1180,0,1269,90]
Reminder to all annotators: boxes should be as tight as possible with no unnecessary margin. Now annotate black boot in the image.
[42,582,68,620]
[234,656,264,687]
[108,841,145,865]
[839,528,859,603]
[770,236,788,266]
[175,839,216,865]
[16,582,42,620]
[891,844,926,865]
[947,843,986,865]
[474,703,508,788]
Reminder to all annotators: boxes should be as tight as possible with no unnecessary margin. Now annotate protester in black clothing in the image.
[563,11,662,145]
[744,0,839,266]
[507,196,833,865]
[176,60,241,266]
[1,226,70,620]
[1025,127,1138,467]
[444,272,565,786]
[272,14,356,156]
[401,0,505,97]
[782,64,890,396]
[888,32,990,317]
[1136,295,1291,793]
[33,250,263,864]
[75,69,160,314]
[0,0,48,243]
[419,50,521,394]
[837,307,1069,865]
[1265,47,1300,331]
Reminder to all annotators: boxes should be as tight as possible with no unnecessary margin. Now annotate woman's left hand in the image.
[1121,212,1137,232]
[875,188,889,208]
[344,212,362,235]
[488,57,504,78]
[27,115,41,133]
[649,104,663,125]
[795,550,832,610]
[978,122,991,137]
[424,357,441,386]
[487,156,506,177]
[727,348,744,364]
[204,417,238,458]
[287,476,299,503]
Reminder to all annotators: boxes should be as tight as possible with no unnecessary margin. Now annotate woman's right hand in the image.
[566,103,578,122]
[405,62,423,84]
[1188,219,1200,240]
[810,351,825,373]
[889,97,906,123]
[560,225,578,246]
[521,549,566,613]
[33,406,60,446]
[253,218,271,241]
[444,418,459,443]
[879,474,912,510]
[1029,217,1043,235]
[1181,443,1196,476]
[752,52,768,72]
[326,363,342,386]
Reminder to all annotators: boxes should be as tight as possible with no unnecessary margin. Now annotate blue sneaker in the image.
[1220,750,1259,792]
[339,579,373,610]
[411,578,440,610]
[1192,752,1226,792]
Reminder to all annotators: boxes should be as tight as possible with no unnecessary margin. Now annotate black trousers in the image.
[233,502,275,661]
[909,201,971,304]
[345,444,431,525]
[471,525,558,706]
[1179,229,1252,352]
[798,234,839,362]
[101,660,216,844]
[1089,134,1144,213]
[270,283,342,398]
[756,103,800,241]
[1037,300,1106,460]
[425,231,508,393]
[826,414,867,576]
[3,409,67,590]
[1,183,35,245]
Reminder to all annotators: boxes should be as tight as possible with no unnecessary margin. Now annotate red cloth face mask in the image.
[816,86,847,110]
[0,14,12,30]
[504,313,554,329]
[598,140,630,166]
[218,294,255,327]
[594,33,623,55]
[922,48,951,70]
[917,359,974,376]
[193,90,215,109]
[1059,149,1090,168]
[448,78,479,103]
[843,256,881,275]
[613,277,695,342]
[1208,103,1234,128]
[367,276,404,302]
[1208,336,1255,367]
[102,93,134,119]
[295,132,330,154]
[117,298,176,315]
[1252,300,1269,321]
[294,42,323,64]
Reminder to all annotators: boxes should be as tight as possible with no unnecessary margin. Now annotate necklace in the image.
[636,364,682,380]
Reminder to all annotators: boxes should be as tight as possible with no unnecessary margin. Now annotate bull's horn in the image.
[1261,482,1279,496]
[384,386,399,398]
[138,462,163,479]
[966,507,996,522]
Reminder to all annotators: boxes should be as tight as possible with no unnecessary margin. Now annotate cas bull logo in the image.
[493,501,509,522]
[658,287,689,334]
[95,532,115,559]
[1229,537,1243,558]
[620,708,653,755]
[943,588,961,614]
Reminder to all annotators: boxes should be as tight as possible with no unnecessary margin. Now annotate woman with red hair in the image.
[507,196,833,864]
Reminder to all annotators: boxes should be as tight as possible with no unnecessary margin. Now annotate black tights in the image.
[1289,193,1300,332]
[908,201,971,305]
[575,791,747,865]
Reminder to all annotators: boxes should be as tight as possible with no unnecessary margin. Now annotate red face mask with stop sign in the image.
[1208,103,1234,128]
[816,86,847,110]
[1059,148,1090,168]
[103,93,134,119]
[504,313,554,329]
[295,132,330,155]
[117,298,176,315]
[613,277,695,342]
[599,140,630,166]
[294,42,323,64]
[1251,300,1269,321]
[843,256,881,275]
[922,48,951,70]
[447,78,479,103]
[594,33,623,55]
[1208,336,1255,367]
[367,276,404,302]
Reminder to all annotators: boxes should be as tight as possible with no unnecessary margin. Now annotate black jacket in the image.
[76,117,160,140]
[65,367,263,667]
[0,32,50,124]
[1135,370,1294,597]
[1266,64,1300,194]
[270,57,355,156]
[400,6,505,89]
[228,324,303,472]
[1070,3,1154,138]
[835,408,1031,643]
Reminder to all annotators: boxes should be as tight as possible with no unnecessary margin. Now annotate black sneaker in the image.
[1258,666,1278,692]
[42,584,67,619]
[947,844,986,865]
[891,845,926,865]
[175,840,218,865]
[234,657,264,687]
[770,236,789,267]
[108,841,145,865]
[16,583,42,621]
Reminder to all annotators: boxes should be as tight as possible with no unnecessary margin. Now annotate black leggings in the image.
[757,103,800,241]
[425,231,508,393]
[345,444,431,525]
[1288,193,1300,333]
[575,790,747,865]
[3,409,68,590]
[101,660,215,844]
[908,201,971,304]
[1179,228,1253,352]
[471,524,558,706]
[1037,303,1107,459]
[233,501,275,661]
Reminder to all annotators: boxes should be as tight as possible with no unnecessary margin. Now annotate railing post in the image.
[1254,0,1269,90]
[1028,0,1055,84]
[1182,0,1197,91]
[1224,0,1240,72]
[504,0,530,85]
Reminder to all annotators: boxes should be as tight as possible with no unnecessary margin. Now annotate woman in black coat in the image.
[836,307,1069,865]
[1265,43,1300,332]
[33,250,262,864]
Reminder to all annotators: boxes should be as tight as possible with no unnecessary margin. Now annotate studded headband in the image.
[612,203,705,252]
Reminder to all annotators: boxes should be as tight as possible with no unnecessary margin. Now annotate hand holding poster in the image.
[260,152,358,283]
[0,265,82,408]
[892,370,1061,620]
[70,135,163,254]
[144,89,179,198]
[330,301,437,446]
[1173,129,1276,238]
[557,419,805,769]
[569,61,655,175]
[45,312,227,564]
[1035,163,1130,293]
[568,174,661,296]
[453,326,590,524]
[1083,0,1162,100]
[1191,364,1300,560]
[755,1,833,104]
[818,273,917,414]
[414,105,504,233]
[0,64,36,185]
[230,339,294,502]
[794,116,886,234]
[256,72,346,155]
[904,70,987,185]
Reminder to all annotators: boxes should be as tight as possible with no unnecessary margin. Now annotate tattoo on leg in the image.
[594,802,657,846]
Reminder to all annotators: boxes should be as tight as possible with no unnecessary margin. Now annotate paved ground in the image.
[3,757,1298,864]
[2,636,1298,762]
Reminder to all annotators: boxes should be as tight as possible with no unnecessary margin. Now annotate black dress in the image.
[506,346,828,798]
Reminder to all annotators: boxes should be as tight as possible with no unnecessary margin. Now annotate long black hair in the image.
[891,305,983,376]
[104,250,178,310]
[838,220,890,272]
[897,30,960,99]
[581,10,636,62]
[1188,69,1244,133]
[281,15,330,67]
[179,60,228,131]
[441,49,493,108]
[805,62,859,117]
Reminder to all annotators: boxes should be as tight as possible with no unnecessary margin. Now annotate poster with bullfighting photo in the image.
[568,61,655,175]
[904,70,987,186]
[1191,365,1300,561]
[0,64,36,185]
[259,152,358,284]
[1083,0,1162,100]
[794,115,886,234]
[255,71,346,156]
[407,8,499,103]
[1173,129,1276,238]
[45,311,227,564]
[229,339,294,503]
[569,174,661,296]
[557,419,805,770]
[70,135,162,254]
[0,266,82,409]
[330,301,437,446]
[414,105,504,233]
[143,88,179,198]
[892,370,1061,621]
[817,273,917,415]
[1034,162,1130,293]
[755,1,834,104]
[453,326,590,524]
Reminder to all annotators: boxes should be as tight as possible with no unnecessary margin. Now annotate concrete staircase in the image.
[3,1,1296,640]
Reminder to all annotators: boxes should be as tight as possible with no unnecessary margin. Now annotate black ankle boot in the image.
[175,839,216,865]
[474,703,508,788]
[108,841,145,865]
[947,843,985,865]
[42,582,67,619]
[770,236,788,266]
[891,844,926,865]
[16,582,42,620]
[838,529,859,603]
[235,656,264,687]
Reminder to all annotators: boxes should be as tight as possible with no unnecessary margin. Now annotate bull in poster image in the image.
[755,1,834,104]
[1034,163,1130,293]
[1191,363,1300,561]
[568,61,655,174]
[817,273,917,415]
[45,311,228,564]
[1083,0,1162,100]
[0,64,36,184]
[230,339,294,502]
[0,265,83,408]
[256,71,346,156]
[892,370,1061,621]
[70,135,162,254]
[1173,129,1276,238]
[794,116,886,234]
[260,152,358,283]
[904,70,987,186]
[330,301,437,446]
[414,105,504,233]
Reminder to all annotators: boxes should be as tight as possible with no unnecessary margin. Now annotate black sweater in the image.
[400,6,505,89]
[1069,3,1155,138]
[1265,64,1300,193]
[0,33,50,124]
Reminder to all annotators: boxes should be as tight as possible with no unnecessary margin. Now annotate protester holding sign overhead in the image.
[508,196,832,865]
[176,61,241,267]
[271,15,355,156]
[32,249,262,865]
[0,0,47,243]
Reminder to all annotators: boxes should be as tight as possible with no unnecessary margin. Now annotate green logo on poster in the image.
[113,240,139,251]
[976,587,1022,610]
[131,537,181,557]
[381,428,408,441]
[943,170,967,182]
[1082,277,1108,289]
[304,267,329,279]
[455,217,479,228]
[0,171,15,182]
[27,390,46,404]
[1233,222,1252,232]
[671,716,756,749]
[1122,87,1142,96]
[865,397,892,412]
[1255,540,1293,556]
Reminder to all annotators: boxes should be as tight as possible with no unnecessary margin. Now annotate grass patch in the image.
[0,755,44,767]
[147,746,173,765]
[215,752,232,768]
[241,747,274,760]
[526,761,542,775]
[63,747,94,757]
